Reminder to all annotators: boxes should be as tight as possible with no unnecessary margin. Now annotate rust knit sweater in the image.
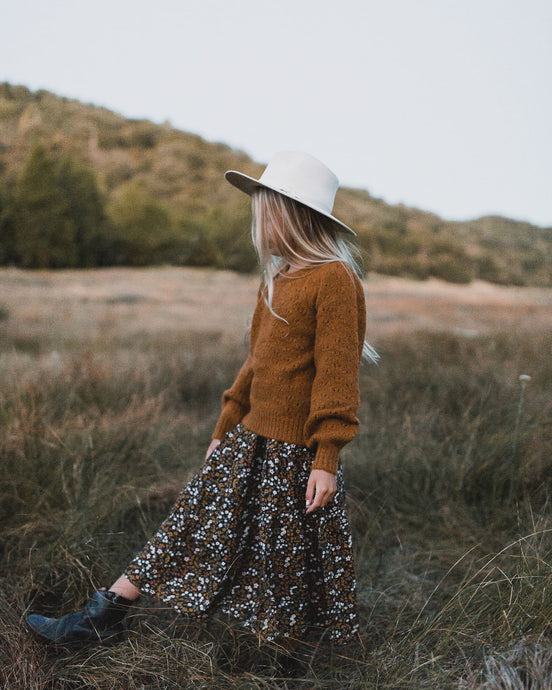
[213,261,367,475]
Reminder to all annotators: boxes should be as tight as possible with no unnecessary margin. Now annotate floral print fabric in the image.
[125,424,359,643]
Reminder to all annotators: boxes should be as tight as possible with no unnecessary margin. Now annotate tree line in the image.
[1,140,550,286]
[0,142,257,272]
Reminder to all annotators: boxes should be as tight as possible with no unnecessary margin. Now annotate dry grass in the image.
[1,267,551,688]
[1,267,551,349]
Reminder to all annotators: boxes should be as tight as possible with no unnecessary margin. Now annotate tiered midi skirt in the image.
[124,424,359,643]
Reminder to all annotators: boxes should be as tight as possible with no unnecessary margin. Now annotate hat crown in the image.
[223,150,355,235]
[258,151,339,215]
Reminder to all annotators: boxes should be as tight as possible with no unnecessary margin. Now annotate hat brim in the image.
[224,170,356,236]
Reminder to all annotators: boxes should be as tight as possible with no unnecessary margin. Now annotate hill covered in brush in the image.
[0,82,550,285]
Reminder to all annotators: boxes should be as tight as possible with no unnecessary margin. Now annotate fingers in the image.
[305,474,316,510]
[305,486,335,514]
[205,439,221,459]
[305,470,337,514]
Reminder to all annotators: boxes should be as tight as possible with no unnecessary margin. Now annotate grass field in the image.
[1,267,551,689]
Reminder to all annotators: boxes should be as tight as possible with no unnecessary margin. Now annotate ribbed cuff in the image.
[213,405,243,440]
[310,444,340,475]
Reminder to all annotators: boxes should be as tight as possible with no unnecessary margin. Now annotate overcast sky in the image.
[2,0,551,226]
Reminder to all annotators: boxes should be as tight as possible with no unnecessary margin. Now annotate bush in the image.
[185,231,223,267]
[476,254,505,283]
[106,182,176,265]
[11,143,78,268]
[429,254,472,283]
[6,144,110,269]
[377,255,430,280]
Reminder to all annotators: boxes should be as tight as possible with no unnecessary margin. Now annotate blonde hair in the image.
[251,188,379,364]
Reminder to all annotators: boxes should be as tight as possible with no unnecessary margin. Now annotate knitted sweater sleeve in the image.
[212,354,254,440]
[212,290,262,440]
[304,264,366,474]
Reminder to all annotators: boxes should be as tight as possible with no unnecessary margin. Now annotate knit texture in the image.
[213,261,366,474]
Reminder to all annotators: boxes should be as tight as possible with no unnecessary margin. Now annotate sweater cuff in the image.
[213,402,244,440]
[310,444,340,475]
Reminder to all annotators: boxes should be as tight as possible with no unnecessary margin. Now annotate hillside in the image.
[1,82,551,285]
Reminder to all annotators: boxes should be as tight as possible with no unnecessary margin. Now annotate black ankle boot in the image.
[26,590,135,646]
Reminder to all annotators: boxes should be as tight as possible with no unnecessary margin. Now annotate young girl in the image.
[27,151,376,648]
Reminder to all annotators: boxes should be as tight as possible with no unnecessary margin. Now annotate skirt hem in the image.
[124,424,359,644]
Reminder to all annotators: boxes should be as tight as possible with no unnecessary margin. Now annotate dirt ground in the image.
[1,267,551,348]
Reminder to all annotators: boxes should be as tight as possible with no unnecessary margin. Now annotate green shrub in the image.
[11,143,78,268]
[377,255,430,280]
[429,254,472,283]
[127,121,159,149]
[476,254,504,283]
[185,231,223,267]
[106,182,175,265]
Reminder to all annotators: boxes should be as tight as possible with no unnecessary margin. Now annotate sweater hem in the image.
[241,411,308,448]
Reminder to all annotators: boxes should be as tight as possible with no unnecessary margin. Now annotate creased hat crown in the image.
[224,151,355,235]
[257,151,338,215]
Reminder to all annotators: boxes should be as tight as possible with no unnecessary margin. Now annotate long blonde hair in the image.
[251,188,379,364]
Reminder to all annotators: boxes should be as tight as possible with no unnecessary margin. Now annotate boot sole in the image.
[26,621,127,649]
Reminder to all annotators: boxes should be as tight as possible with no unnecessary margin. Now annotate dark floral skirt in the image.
[124,424,359,643]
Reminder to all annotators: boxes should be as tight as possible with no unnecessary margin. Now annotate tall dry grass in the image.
[0,274,551,688]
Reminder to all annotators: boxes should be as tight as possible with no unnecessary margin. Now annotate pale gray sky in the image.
[2,0,551,226]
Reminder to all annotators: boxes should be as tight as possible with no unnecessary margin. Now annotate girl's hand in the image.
[305,469,337,514]
[205,439,221,459]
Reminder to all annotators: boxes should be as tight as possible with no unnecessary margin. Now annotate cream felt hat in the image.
[224,151,355,235]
